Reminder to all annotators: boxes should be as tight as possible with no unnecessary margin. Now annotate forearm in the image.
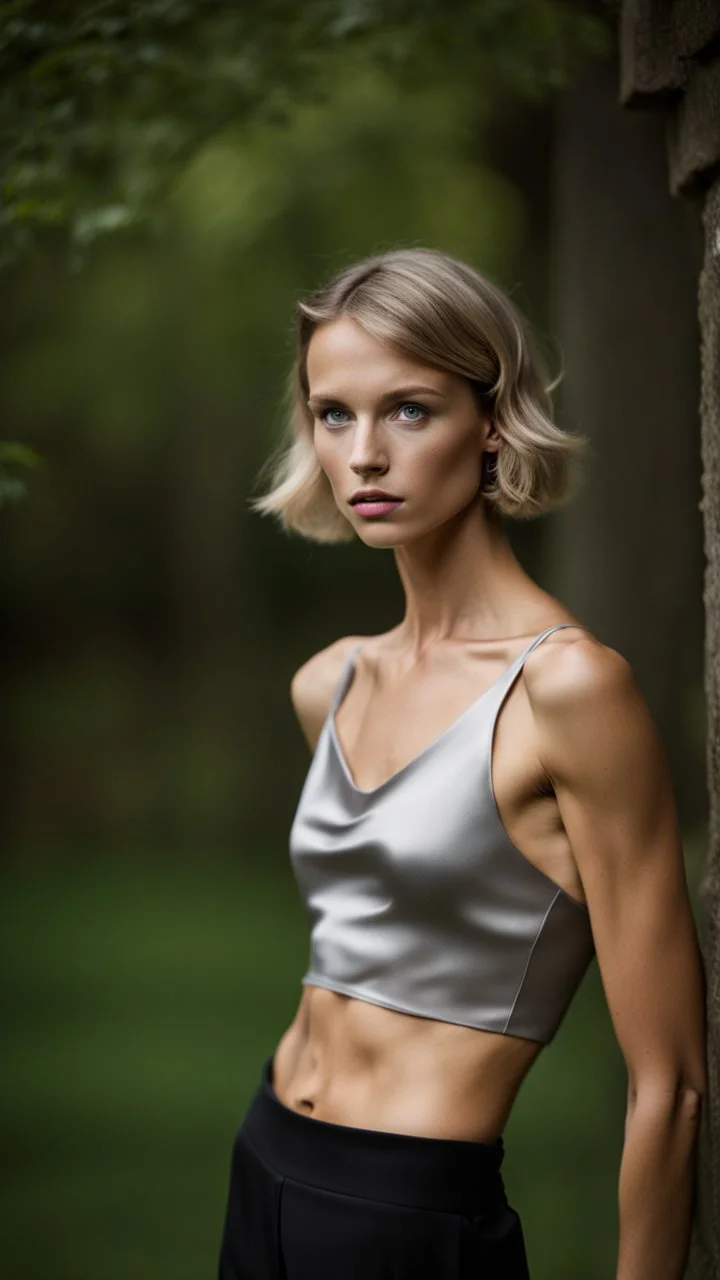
[615,1085,702,1280]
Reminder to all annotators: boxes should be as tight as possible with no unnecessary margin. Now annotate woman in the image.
[217,248,706,1279]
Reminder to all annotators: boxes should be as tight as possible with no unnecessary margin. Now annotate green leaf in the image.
[0,440,44,468]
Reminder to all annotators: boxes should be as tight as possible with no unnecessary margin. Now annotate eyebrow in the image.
[307,385,447,408]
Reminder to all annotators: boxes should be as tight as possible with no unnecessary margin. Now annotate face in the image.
[306,315,499,549]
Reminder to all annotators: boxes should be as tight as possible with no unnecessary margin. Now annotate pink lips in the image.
[351,499,404,518]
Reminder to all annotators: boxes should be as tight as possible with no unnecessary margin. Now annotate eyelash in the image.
[318,402,428,428]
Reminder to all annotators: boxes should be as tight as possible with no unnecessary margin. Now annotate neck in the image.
[391,500,545,652]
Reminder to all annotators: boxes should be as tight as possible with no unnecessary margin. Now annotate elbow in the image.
[625,1070,702,1121]
[678,1082,705,1125]
[629,1076,706,1125]
[678,1058,707,1120]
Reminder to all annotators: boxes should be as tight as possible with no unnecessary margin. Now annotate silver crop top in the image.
[289,624,596,1044]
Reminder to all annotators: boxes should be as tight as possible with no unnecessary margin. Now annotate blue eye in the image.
[317,402,427,427]
[396,403,426,422]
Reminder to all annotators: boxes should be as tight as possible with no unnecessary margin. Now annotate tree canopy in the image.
[0,0,612,505]
[1,0,611,267]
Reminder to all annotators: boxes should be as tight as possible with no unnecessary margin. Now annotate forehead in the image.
[306,315,450,397]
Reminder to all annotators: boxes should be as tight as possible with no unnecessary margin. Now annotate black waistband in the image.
[239,1053,508,1217]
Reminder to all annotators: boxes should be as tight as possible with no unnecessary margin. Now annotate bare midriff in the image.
[270,984,543,1143]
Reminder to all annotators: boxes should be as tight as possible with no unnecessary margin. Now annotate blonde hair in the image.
[250,248,587,542]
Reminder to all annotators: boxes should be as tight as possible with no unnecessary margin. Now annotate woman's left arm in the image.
[529,638,707,1280]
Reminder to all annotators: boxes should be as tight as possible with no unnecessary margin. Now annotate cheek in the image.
[412,431,483,497]
[312,429,339,480]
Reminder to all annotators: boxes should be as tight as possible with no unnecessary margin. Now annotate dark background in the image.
[0,6,706,1277]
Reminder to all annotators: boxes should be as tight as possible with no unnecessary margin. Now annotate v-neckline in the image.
[329,640,531,799]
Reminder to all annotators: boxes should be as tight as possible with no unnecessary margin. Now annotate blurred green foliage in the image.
[1,0,611,267]
[0,440,44,507]
[2,50,547,851]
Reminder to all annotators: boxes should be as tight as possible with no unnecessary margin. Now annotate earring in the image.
[482,450,498,490]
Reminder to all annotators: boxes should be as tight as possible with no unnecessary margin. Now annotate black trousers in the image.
[217,1053,531,1279]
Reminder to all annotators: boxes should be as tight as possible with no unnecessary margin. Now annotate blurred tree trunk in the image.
[546,50,705,831]
[692,173,720,1280]
[615,2,720,1271]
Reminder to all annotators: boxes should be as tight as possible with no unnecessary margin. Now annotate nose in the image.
[349,417,388,475]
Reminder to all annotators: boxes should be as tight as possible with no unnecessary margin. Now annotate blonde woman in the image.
[217,249,706,1280]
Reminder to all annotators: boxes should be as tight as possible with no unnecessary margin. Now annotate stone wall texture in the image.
[620,3,720,1276]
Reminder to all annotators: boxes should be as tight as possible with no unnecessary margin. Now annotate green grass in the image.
[0,848,665,1278]
[1,853,308,1279]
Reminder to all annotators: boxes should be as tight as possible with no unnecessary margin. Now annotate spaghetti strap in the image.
[291,615,596,1045]
[331,628,586,713]
[328,643,363,717]
[513,622,588,668]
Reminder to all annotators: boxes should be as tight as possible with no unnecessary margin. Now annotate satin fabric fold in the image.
[289,624,595,1045]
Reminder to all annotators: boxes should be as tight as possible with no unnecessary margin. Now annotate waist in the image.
[240,1051,510,1219]
[271,984,543,1143]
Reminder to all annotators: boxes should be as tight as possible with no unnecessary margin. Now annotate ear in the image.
[481,418,502,453]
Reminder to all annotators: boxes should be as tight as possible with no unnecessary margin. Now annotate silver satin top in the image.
[289,623,595,1044]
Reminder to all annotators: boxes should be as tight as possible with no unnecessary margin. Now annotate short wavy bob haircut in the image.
[250,248,587,542]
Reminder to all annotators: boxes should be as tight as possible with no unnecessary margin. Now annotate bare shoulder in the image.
[523,625,634,710]
[523,625,662,792]
[290,635,367,751]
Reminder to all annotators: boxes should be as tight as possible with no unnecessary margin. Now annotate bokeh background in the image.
[1,5,707,1278]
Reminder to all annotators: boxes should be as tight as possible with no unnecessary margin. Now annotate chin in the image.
[354,525,418,550]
